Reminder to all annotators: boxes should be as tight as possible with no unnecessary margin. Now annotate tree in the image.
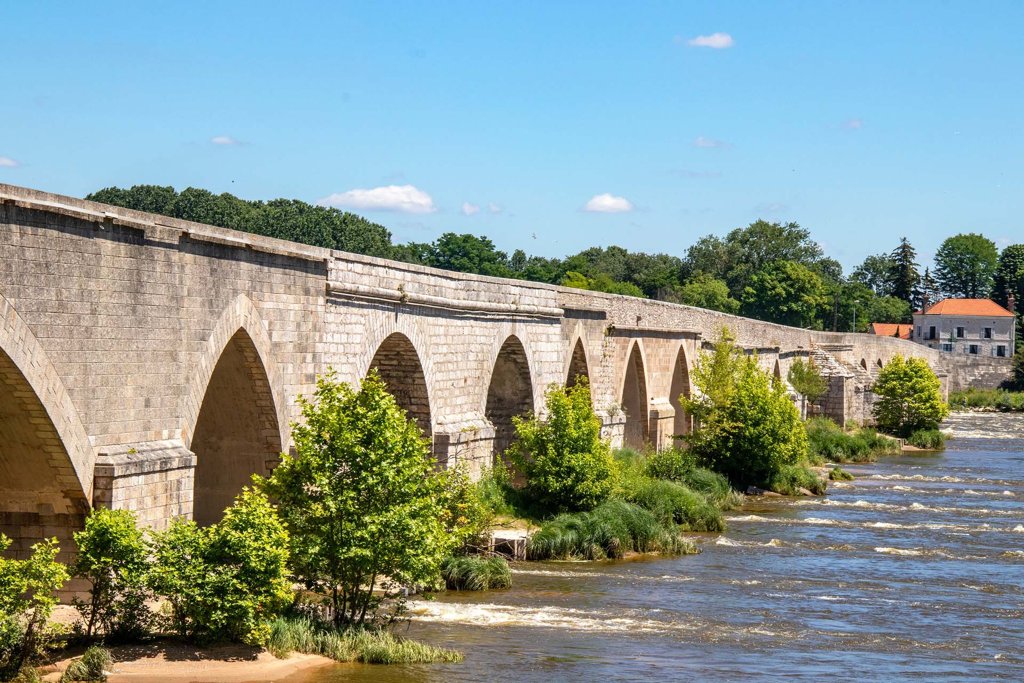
[670,274,740,314]
[1012,346,1024,390]
[851,253,895,295]
[888,238,920,307]
[424,233,513,277]
[681,330,809,488]
[865,295,912,326]
[872,356,949,436]
[915,267,941,311]
[934,233,998,299]
[741,260,828,328]
[509,379,617,513]
[72,508,153,640]
[787,358,828,416]
[259,370,459,627]
[993,244,1024,311]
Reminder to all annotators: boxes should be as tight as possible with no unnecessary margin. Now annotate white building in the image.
[912,298,1016,358]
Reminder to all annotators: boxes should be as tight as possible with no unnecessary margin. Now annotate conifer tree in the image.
[888,237,920,307]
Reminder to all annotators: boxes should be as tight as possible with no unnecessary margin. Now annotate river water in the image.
[301,413,1024,682]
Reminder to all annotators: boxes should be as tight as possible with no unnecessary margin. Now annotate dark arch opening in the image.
[669,346,692,438]
[485,336,534,460]
[0,348,85,558]
[566,339,590,388]
[192,329,281,526]
[860,358,868,370]
[876,358,884,368]
[368,333,432,437]
[621,343,649,449]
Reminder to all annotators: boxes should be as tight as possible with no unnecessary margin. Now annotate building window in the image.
[941,343,953,352]
[969,344,979,355]
[928,326,937,340]
[916,326,921,338]
[997,345,1007,357]
[984,327,992,339]
[956,327,965,338]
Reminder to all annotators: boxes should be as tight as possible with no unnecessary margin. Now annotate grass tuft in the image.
[766,464,827,496]
[950,388,1024,412]
[441,555,512,591]
[624,478,724,532]
[60,646,112,682]
[268,616,462,664]
[828,466,854,481]
[906,428,945,450]
[806,418,899,463]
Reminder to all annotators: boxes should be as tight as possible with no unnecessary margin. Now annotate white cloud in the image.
[584,193,634,213]
[318,185,437,214]
[0,156,19,167]
[694,136,729,149]
[461,202,480,216]
[687,32,734,49]
[487,202,503,214]
[842,118,864,130]
[211,135,240,145]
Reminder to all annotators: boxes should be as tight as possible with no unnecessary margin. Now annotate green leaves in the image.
[872,355,949,437]
[934,233,999,299]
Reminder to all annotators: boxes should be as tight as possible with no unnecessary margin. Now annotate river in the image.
[298,413,1024,681]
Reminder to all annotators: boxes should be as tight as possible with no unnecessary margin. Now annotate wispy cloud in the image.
[842,118,864,130]
[461,202,480,216]
[584,193,634,213]
[687,32,734,49]
[210,135,241,146]
[0,156,19,168]
[318,185,437,214]
[487,202,503,214]
[694,136,729,149]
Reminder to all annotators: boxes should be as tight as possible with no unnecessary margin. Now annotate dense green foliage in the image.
[72,509,153,641]
[267,616,462,664]
[526,500,696,561]
[741,260,827,327]
[888,237,921,309]
[440,556,512,591]
[805,417,899,463]
[682,331,810,490]
[934,233,999,299]
[0,537,68,681]
[993,244,1024,310]
[872,356,950,437]
[950,388,1024,412]
[828,467,854,481]
[622,478,724,532]
[906,428,946,450]
[787,358,828,415]
[149,489,291,646]
[509,380,617,513]
[767,464,828,496]
[260,370,460,627]
[59,645,111,683]
[671,274,740,313]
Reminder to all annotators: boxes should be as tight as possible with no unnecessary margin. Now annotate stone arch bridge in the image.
[0,184,996,557]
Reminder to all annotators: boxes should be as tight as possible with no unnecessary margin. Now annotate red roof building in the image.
[869,323,912,339]
[912,298,1016,358]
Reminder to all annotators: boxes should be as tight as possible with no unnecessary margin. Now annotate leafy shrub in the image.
[806,417,899,463]
[59,645,111,682]
[787,357,828,414]
[1,536,69,680]
[72,509,153,641]
[828,466,854,481]
[624,478,724,532]
[683,330,809,488]
[949,388,1024,412]
[645,447,698,482]
[437,465,490,550]
[906,428,946,450]
[268,615,462,664]
[509,379,617,513]
[526,500,696,561]
[679,467,744,510]
[259,370,461,627]
[766,464,826,496]
[440,556,512,591]
[872,355,949,436]
[148,489,290,646]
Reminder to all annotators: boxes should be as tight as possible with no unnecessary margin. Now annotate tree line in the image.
[87,185,1024,331]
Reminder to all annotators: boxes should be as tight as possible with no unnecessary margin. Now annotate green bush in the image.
[59,645,111,683]
[679,467,744,510]
[682,330,809,489]
[509,379,617,513]
[645,447,698,482]
[148,488,291,646]
[0,536,69,681]
[259,370,463,627]
[766,464,826,496]
[72,509,153,641]
[624,478,724,532]
[526,500,696,561]
[949,388,1024,412]
[828,466,854,481]
[437,465,490,551]
[805,417,899,463]
[906,428,946,450]
[873,355,949,437]
[268,615,462,664]
[440,556,512,591]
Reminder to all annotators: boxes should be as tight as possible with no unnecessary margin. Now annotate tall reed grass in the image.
[268,616,462,664]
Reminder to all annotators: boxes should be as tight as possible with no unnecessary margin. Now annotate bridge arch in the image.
[485,335,535,460]
[186,296,287,525]
[621,340,650,449]
[669,344,693,438]
[566,336,590,388]
[0,294,93,554]
[367,332,432,437]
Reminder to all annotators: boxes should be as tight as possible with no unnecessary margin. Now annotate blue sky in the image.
[2,1,1022,270]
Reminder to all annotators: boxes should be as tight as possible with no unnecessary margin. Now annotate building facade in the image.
[912,299,1016,358]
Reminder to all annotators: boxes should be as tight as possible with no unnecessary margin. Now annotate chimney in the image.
[922,291,929,313]
[1009,292,1016,315]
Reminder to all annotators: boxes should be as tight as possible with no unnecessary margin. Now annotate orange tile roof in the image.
[870,323,912,338]
[920,298,1015,317]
